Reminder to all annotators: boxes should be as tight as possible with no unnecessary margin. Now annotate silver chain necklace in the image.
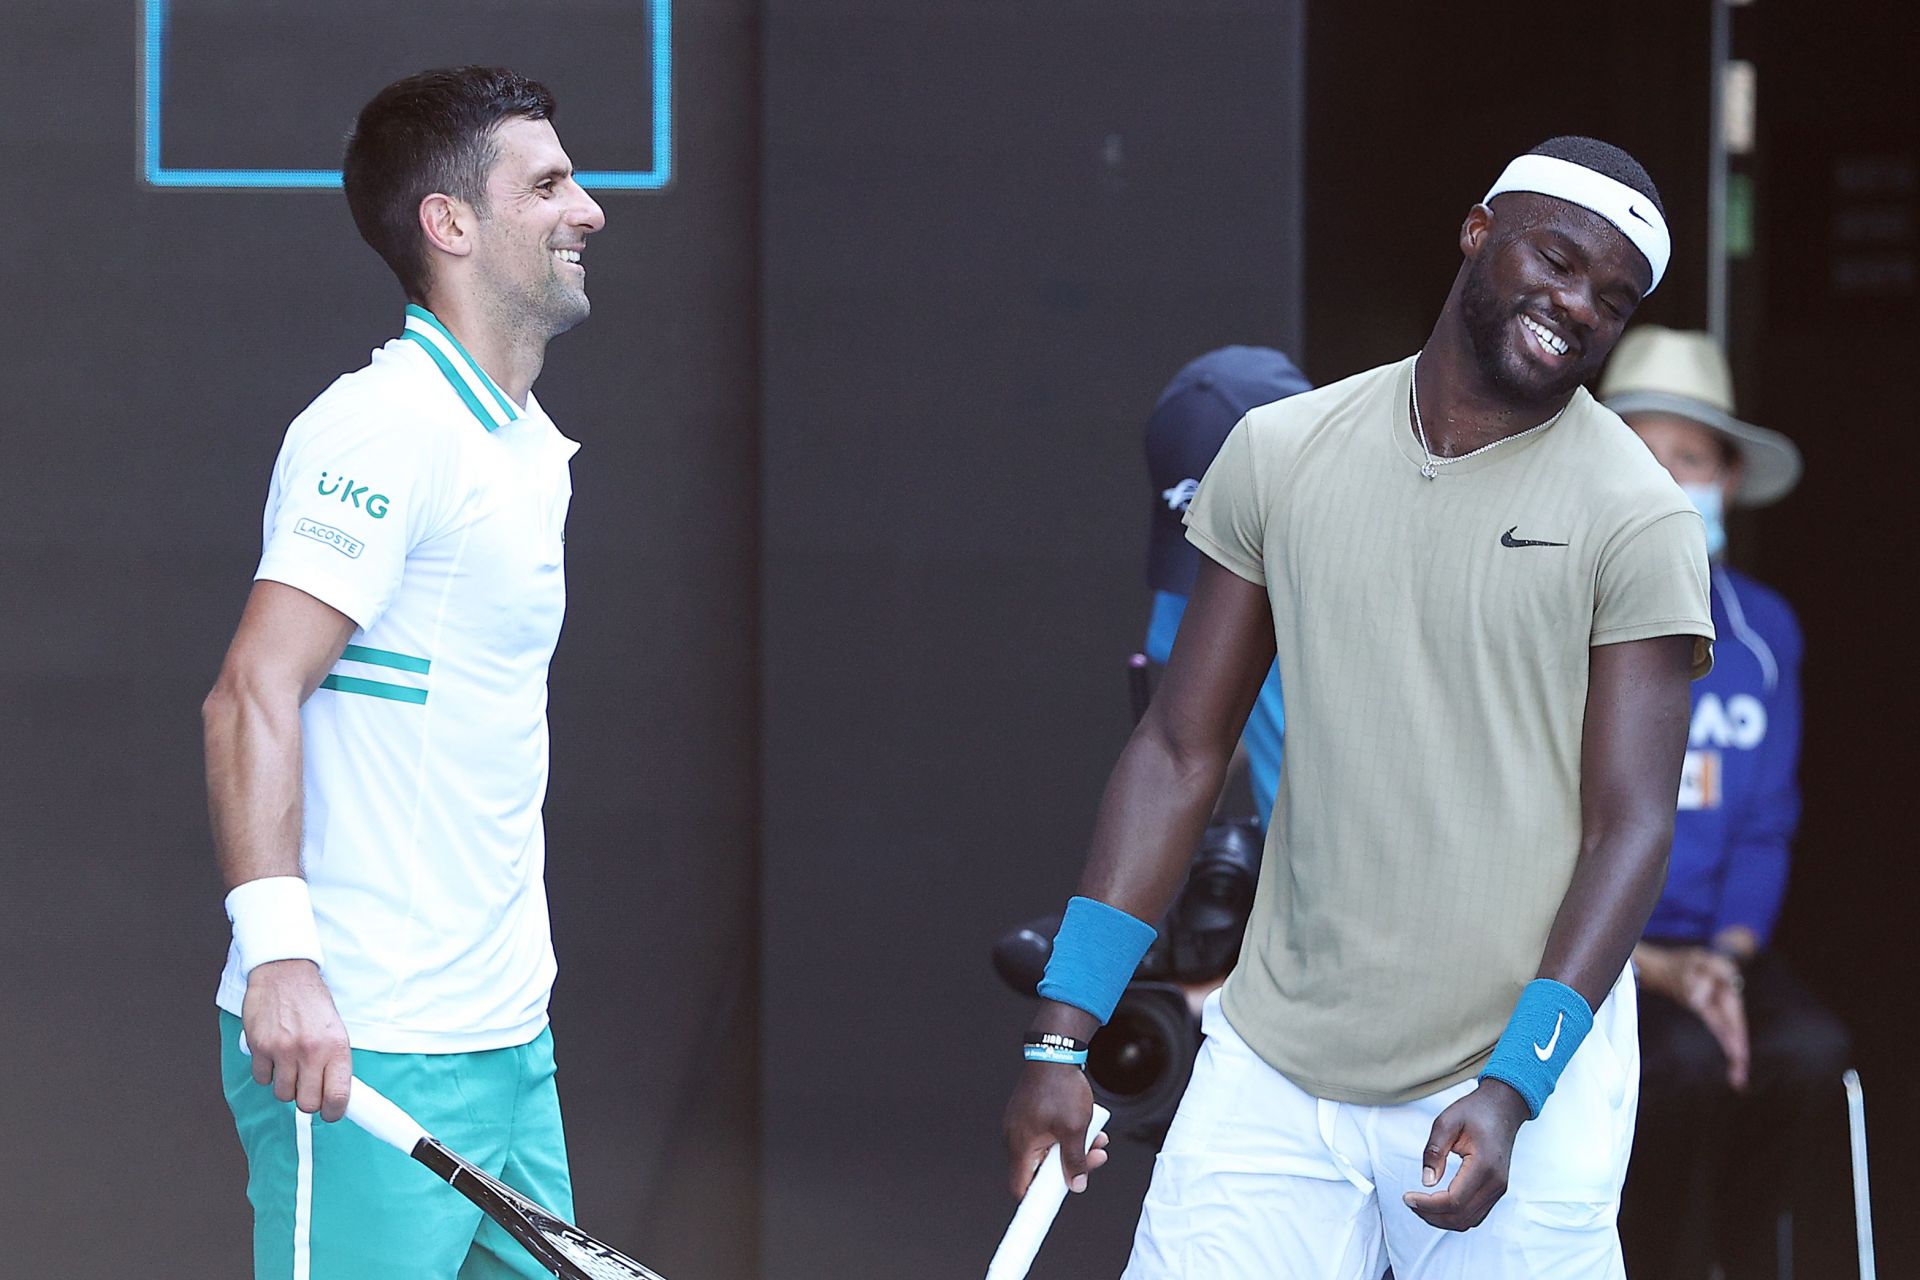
[1409,355,1569,480]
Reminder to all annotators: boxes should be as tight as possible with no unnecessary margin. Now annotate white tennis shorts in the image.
[1123,969,1638,1280]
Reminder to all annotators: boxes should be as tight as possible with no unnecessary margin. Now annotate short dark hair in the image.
[1527,135,1665,221]
[342,66,558,301]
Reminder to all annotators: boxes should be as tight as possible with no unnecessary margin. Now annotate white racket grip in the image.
[345,1077,430,1155]
[236,1029,426,1154]
[985,1104,1111,1280]
[1843,1069,1876,1280]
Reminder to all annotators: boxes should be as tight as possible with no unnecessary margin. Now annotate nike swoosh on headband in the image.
[1485,153,1671,294]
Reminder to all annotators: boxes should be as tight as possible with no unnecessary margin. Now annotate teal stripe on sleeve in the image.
[339,644,431,674]
[319,675,429,705]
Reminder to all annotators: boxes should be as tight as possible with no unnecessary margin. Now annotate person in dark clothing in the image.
[1602,326,1855,1280]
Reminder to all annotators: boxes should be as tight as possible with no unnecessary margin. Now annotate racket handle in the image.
[345,1077,430,1155]
[986,1104,1111,1280]
[238,1028,429,1156]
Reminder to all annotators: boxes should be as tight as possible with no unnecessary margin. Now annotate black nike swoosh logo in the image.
[1502,527,1569,548]
[1628,204,1653,227]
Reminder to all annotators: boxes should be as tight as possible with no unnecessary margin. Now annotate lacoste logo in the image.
[1162,478,1200,512]
[1501,527,1568,548]
[317,471,391,519]
[294,518,364,559]
[1534,1012,1564,1062]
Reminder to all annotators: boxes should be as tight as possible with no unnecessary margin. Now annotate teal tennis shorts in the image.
[219,1011,574,1280]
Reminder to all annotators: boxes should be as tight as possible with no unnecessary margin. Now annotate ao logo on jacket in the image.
[1679,693,1766,812]
[1690,692,1767,751]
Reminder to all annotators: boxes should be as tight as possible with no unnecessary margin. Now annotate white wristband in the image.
[225,876,325,974]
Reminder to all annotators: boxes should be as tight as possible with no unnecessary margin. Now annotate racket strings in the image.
[544,1227,668,1280]
[441,1143,666,1280]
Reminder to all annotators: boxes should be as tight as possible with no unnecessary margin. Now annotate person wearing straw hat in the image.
[1601,327,1854,1280]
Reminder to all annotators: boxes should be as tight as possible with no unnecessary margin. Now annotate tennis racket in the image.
[347,1078,669,1280]
[985,1104,1111,1280]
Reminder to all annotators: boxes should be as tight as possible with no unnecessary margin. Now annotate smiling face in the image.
[468,116,606,340]
[1458,193,1652,404]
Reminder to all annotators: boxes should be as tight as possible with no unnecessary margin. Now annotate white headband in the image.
[1483,153,1670,295]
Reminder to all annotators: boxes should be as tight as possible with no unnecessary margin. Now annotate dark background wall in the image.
[1295,3,1916,1271]
[1747,4,1918,1271]
[759,2,1915,1276]
[3,2,1913,1278]
[757,4,1304,1276]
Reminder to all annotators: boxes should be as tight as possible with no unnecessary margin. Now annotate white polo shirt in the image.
[215,305,580,1053]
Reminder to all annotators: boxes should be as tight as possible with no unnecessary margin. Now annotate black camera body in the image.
[994,816,1263,1143]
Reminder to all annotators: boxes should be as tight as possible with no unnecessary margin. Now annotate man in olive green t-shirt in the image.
[1005,137,1714,1278]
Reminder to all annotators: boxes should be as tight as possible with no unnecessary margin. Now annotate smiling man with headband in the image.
[1003,137,1714,1277]
[1484,150,1672,296]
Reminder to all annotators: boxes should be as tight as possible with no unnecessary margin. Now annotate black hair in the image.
[342,66,558,302]
[1527,135,1664,221]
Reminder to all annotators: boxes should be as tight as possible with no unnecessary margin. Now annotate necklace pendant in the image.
[1421,461,1437,480]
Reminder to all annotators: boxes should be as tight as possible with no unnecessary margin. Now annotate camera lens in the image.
[1087,982,1199,1143]
[1089,1005,1174,1097]
[1179,864,1252,934]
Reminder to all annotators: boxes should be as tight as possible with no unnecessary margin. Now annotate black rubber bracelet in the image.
[1024,1032,1091,1054]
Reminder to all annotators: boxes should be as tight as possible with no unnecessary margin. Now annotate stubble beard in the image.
[541,263,592,335]
[475,230,591,345]
[515,263,590,341]
[1460,258,1589,405]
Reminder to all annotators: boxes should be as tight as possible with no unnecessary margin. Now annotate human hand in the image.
[1635,944,1749,1089]
[1709,926,1758,964]
[1676,949,1749,1090]
[1402,1078,1531,1231]
[1003,1063,1111,1199]
[240,959,353,1122]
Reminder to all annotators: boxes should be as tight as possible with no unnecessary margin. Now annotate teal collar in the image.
[400,305,520,431]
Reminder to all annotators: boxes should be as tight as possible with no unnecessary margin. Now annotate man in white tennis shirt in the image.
[201,66,604,1278]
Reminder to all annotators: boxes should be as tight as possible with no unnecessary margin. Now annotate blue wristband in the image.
[1036,896,1158,1024]
[1479,978,1595,1119]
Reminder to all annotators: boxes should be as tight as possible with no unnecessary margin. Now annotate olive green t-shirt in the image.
[1185,355,1714,1105]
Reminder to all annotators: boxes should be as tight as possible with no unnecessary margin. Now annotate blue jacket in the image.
[1644,566,1803,947]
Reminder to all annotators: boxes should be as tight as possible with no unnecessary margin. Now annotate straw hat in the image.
[1599,325,1802,507]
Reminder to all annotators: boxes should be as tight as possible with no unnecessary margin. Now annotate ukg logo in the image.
[317,471,391,518]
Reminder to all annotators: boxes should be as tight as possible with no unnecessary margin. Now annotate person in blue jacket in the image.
[1602,327,1853,1280]
[1143,346,1310,824]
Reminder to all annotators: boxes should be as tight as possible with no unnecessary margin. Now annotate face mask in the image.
[1680,482,1727,559]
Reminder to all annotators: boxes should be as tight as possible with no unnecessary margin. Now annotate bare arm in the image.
[1407,632,1697,1230]
[1537,634,1698,998]
[1077,567,1276,912]
[1004,559,1276,1196]
[205,581,356,886]
[203,579,358,1120]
